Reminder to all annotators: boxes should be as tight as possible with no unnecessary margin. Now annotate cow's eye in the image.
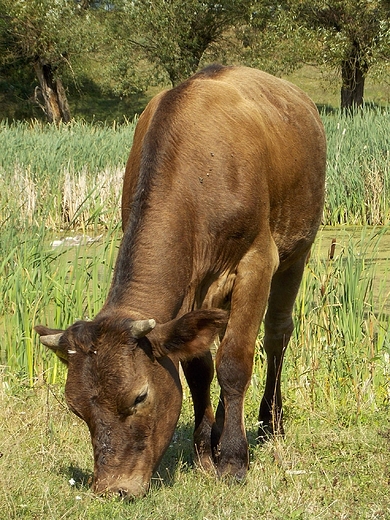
[134,390,148,406]
[118,389,148,417]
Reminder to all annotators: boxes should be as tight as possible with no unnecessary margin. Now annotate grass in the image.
[283,64,390,110]
[1,377,390,518]
[0,226,389,518]
[0,108,389,229]
[0,94,389,516]
[1,64,389,123]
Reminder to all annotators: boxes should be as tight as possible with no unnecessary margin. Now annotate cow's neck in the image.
[100,116,204,323]
[101,203,195,323]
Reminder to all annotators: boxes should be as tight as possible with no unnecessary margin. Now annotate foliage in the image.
[238,0,390,107]
[0,0,98,84]
[0,0,388,115]
[0,0,101,121]
[289,0,390,107]
[238,2,313,76]
[292,0,390,70]
[106,0,255,86]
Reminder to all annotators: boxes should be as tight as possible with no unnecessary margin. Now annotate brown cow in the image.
[36,64,326,498]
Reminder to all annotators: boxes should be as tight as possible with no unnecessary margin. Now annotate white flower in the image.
[69,478,76,486]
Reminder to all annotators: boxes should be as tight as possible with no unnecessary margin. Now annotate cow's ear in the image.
[35,325,68,364]
[148,309,228,360]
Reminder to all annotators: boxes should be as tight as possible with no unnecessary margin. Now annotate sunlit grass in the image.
[0,108,389,518]
[1,369,390,519]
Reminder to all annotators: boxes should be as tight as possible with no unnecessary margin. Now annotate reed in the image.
[1,96,389,520]
[286,227,390,417]
[0,119,135,229]
[0,110,389,405]
[244,227,390,429]
[0,109,389,230]
[323,108,390,226]
[0,222,121,387]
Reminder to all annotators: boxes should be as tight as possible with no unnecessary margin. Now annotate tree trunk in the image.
[33,60,71,124]
[340,41,367,112]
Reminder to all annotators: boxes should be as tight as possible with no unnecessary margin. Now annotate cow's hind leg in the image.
[215,241,279,480]
[182,352,218,471]
[258,253,308,441]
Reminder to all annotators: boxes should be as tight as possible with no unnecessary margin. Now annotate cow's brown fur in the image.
[36,64,326,497]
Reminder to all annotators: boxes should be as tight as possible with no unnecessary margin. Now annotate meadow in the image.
[0,108,389,518]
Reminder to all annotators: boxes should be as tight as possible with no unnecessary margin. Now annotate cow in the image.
[35,64,326,498]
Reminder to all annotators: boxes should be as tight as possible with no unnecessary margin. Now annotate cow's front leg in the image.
[215,243,278,479]
[215,340,253,479]
[182,351,218,471]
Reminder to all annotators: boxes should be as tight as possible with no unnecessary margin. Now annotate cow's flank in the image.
[36,64,326,498]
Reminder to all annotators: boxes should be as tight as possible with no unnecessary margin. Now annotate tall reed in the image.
[0,112,389,410]
[286,227,389,418]
[323,108,389,226]
[0,110,389,229]
[247,227,390,426]
[0,119,135,229]
[0,221,122,387]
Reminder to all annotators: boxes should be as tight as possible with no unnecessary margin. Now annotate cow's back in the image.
[122,65,326,271]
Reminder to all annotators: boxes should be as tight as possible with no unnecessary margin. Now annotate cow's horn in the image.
[130,319,156,339]
[39,333,63,348]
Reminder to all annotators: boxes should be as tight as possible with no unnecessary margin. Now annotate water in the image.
[316,226,390,314]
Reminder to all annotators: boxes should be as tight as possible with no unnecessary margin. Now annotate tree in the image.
[291,0,390,110]
[107,1,255,86]
[238,0,389,110]
[237,2,313,77]
[0,0,97,123]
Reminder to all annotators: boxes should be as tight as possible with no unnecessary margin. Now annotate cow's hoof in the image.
[216,459,248,483]
[194,451,216,473]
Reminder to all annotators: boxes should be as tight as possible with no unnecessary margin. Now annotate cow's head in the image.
[35,309,227,498]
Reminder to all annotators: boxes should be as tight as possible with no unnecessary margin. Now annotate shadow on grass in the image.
[316,103,337,115]
[59,464,93,491]
[151,422,195,489]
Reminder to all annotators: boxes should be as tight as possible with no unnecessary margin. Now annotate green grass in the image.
[0,226,389,518]
[1,64,389,123]
[283,64,390,110]
[1,378,390,518]
[0,98,389,517]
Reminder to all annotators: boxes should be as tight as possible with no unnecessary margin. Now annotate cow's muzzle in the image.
[93,475,149,500]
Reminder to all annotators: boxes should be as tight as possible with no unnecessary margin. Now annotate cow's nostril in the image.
[117,488,129,499]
